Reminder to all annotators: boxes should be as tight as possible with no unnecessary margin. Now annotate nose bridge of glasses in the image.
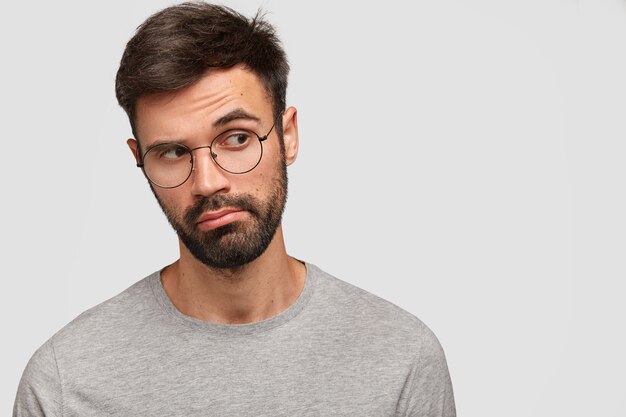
[188,144,231,194]
[189,145,218,170]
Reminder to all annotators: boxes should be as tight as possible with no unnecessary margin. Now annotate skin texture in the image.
[127,65,306,324]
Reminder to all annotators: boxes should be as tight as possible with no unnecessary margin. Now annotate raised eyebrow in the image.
[213,108,261,127]
[143,140,188,152]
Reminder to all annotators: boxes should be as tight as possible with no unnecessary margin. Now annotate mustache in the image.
[183,193,261,225]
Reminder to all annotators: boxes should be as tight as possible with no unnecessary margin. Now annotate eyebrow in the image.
[142,108,262,150]
[213,108,261,127]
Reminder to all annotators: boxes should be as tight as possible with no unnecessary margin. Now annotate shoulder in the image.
[306,265,456,415]
[14,273,159,415]
[306,263,445,356]
[29,272,159,367]
[55,272,158,339]
[14,338,62,417]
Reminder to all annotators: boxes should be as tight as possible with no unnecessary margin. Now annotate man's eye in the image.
[157,144,188,160]
[218,132,252,148]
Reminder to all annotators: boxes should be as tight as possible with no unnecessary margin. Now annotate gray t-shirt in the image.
[14,263,455,416]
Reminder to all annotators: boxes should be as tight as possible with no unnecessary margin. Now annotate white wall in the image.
[2,1,624,416]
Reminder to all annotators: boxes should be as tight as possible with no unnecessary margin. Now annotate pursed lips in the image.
[196,209,246,231]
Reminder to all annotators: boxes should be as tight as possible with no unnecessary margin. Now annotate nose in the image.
[189,147,231,197]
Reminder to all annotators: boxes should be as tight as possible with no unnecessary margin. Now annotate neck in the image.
[160,225,307,324]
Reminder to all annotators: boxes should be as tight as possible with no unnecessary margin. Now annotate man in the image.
[14,3,455,416]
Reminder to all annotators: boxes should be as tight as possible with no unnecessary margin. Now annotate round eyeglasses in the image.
[137,124,275,188]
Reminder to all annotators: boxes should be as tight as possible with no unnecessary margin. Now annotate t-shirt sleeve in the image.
[13,339,63,417]
[397,327,456,417]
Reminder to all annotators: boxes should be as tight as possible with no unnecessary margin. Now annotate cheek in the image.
[251,161,281,194]
[244,151,280,192]
[259,145,284,175]
[240,173,264,195]
[155,189,190,216]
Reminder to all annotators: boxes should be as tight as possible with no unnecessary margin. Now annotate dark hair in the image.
[115,2,289,139]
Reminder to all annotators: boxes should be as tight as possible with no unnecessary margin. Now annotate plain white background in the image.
[2,0,625,415]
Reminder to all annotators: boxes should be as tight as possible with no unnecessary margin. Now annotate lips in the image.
[196,209,246,231]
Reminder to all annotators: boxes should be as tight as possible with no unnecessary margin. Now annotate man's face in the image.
[128,65,298,270]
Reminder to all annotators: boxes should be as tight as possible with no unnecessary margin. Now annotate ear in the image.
[281,106,299,166]
[127,138,141,165]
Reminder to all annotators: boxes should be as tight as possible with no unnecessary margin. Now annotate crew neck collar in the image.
[149,261,318,336]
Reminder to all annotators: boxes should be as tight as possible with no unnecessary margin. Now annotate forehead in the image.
[135,65,272,144]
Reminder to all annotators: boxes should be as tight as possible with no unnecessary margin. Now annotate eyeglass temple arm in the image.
[136,145,145,168]
[260,123,275,142]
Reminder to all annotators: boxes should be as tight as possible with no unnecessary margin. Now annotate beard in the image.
[151,158,288,270]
